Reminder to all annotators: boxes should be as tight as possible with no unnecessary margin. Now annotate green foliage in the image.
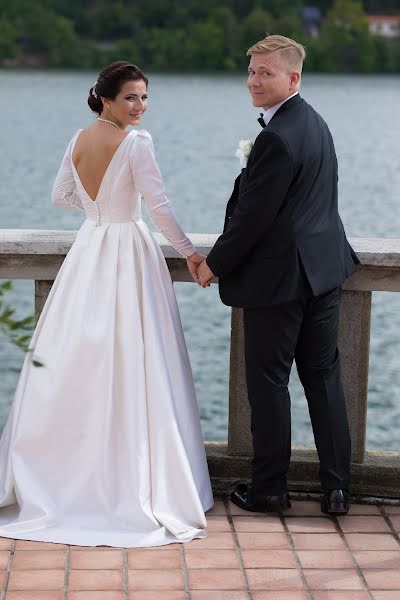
[319,0,377,72]
[91,3,138,40]
[104,39,143,68]
[241,8,276,51]
[379,38,400,72]
[0,281,42,367]
[146,27,188,70]
[185,20,226,70]
[0,17,19,60]
[257,0,304,19]
[0,0,398,72]
[210,7,239,69]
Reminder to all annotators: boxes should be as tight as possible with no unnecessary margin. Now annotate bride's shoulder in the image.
[130,129,154,153]
[133,129,152,142]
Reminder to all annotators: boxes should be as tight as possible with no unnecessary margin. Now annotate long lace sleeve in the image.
[51,134,85,213]
[130,131,196,257]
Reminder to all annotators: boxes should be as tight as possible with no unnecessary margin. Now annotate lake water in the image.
[0,71,399,450]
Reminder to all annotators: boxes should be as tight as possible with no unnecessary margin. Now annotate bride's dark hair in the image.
[88,61,148,114]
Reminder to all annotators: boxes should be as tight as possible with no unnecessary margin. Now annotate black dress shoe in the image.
[230,483,291,513]
[321,489,349,515]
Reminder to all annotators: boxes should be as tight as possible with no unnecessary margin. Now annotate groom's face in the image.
[247,51,295,110]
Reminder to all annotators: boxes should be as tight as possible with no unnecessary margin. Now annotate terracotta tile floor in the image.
[0,499,399,599]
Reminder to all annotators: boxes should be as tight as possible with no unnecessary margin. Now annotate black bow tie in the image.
[258,113,266,128]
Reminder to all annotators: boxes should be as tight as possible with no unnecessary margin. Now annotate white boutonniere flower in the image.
[235,139,253,169]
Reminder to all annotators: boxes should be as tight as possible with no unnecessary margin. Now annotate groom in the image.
[196,35,359,514]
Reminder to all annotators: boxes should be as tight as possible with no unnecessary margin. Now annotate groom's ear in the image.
[289,71,300,90]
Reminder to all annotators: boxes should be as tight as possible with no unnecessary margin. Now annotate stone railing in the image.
[1,230,400,498]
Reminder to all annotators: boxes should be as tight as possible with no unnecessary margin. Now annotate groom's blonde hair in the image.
[247,35,306,72]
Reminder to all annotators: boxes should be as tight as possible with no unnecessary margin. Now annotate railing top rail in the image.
[0,229,400,268]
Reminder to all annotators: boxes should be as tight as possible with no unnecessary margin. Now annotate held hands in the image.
[197,260,214,288]
[186,252,215,288]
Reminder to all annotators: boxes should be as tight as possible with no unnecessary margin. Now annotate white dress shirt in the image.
[262,91,299,126]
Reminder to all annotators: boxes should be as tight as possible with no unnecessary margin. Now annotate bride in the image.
[0,61,214,547]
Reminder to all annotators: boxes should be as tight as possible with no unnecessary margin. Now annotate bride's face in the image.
[104,79,148,128]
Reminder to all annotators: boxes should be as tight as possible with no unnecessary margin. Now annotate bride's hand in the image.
[186,252,207,285]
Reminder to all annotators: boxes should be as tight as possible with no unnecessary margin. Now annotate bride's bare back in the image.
[72,124,128,202]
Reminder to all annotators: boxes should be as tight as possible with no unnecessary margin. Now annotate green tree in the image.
[0,281,42,366]
[91,3,138,40]
[276,13,303,40]
[210,7,239,70]
[144,27,188,70]
[185,20,225,70]
[319,0,377,72]
[375,37,400,72]
[138,0,175,28]
[108,39,143,68]
[301,37,324,72]
[364,0,400,13]
[47,18,82,67]
[256,0,303,18]
[0,17,19,61]
[21,5,80,66]
[240,8,276,52]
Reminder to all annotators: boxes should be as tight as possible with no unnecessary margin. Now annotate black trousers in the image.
[243,286,351,495]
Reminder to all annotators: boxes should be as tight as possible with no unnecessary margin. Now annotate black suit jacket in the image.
[206,94,358,308]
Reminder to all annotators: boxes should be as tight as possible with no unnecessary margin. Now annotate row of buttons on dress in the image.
[94,202,101,226]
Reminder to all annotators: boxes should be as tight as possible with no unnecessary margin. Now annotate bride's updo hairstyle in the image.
[88,61,149,114]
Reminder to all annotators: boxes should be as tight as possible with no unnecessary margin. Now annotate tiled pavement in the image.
[0,499,399,599]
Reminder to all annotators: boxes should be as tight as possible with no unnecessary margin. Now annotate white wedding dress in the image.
[0,128,213,547]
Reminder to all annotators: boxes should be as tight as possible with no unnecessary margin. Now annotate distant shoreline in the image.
[1,65,399,76]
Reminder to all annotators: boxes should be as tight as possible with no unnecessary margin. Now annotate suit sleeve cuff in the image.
[206,254,223,278]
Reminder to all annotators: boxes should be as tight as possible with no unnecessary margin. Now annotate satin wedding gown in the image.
[0,128,213,547]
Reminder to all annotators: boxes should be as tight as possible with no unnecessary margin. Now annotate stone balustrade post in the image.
[34,280,54,319]
[337,289,372,462]
[227,308,252,455]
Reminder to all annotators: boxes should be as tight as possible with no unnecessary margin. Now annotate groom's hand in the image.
[186,252,205,284]
[197,260,214,288]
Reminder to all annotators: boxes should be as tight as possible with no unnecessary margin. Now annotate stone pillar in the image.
[337,290,372,463]
[227,308,252,455]
[34,280,54,319]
